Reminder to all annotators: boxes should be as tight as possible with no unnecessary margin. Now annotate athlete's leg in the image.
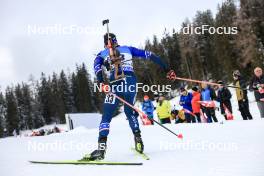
[99,93,120,139]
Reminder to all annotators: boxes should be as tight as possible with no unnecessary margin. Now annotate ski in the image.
[131,148,150,160]
[29,160,143,166]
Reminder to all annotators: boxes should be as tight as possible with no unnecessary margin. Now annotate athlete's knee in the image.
[124,106,132,115]
[124,106,138,117]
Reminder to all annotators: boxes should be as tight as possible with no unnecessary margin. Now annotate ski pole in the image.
[107,92,183,139]
[174,77,250,90]
[147,117,183,139]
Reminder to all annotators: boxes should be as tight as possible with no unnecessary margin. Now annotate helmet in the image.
[104,33,117,46]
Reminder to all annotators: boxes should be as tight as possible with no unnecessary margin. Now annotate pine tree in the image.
[240,0,264,47]
[50,72,63,123]
[73,64,96,112]
[179,19,202,81]
[235,0,264,78]
[38,73,53,124]
[32,81,45,128]
[5,87,19,136]
[0,92,6,138]
[28,76,45,128]
[193,10,220,80]
[161,31,183,89]
[59,70,74,114]
[215,0,240,81]
[21,83,34,129]
[71,72,78,112]
[15,84,26,131]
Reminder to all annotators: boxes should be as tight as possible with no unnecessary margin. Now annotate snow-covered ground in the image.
[1,90,264,176]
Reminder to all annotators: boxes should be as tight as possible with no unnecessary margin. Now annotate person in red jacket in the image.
[191,86,201,123]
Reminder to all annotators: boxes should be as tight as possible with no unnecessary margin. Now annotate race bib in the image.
[104,94,116,104]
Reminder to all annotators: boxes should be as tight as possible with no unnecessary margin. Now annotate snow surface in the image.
[1,89,264,176]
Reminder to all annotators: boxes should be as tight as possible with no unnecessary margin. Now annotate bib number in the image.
[104,94,116,104]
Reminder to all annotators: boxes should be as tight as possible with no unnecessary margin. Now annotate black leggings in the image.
[203,107,218,123]
[160,118,171,124]
[194,113,201,123]
[238,100,253,120]
[185,113,196,123]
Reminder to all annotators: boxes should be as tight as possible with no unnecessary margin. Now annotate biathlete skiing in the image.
[82,19,176,161]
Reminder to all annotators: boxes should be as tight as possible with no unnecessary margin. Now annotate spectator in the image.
[142,95,155,125]
[233,70,253,120]
[216,80,232,120]
[179,87,195,123]
[249,67,264,118]
[156,94,171,124]
[171,109,186,123]
[201,82,218,123]
[153,92,159,103]
[191,86,201,123]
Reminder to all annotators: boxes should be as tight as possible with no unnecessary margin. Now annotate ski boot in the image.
[134,131,144,154]
[80,137,107,161]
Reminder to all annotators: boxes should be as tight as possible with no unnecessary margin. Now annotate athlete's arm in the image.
[128,46,168,71]
[94,54,104,83]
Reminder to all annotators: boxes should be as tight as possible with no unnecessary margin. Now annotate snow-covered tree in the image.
[5,87,19,136]
[0,92,6,138]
